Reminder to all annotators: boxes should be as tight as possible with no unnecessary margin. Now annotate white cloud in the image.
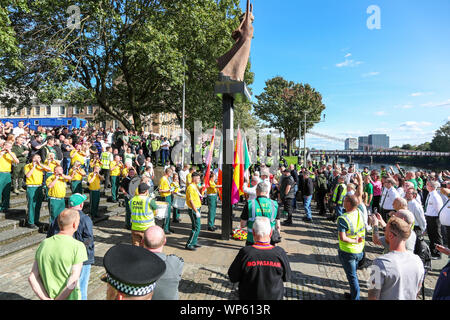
[399,121,433,133]
[411,92,434,97]
[336,59,363,68]
[344,53,352,58]
[421,99,450,108]
[374,111,386,116]
[362,71,380,77]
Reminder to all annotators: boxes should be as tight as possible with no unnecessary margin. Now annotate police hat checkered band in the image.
[106,274,156,296]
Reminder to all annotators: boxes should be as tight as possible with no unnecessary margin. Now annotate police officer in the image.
[130,183,158,246]
[337,194,366,300]
[102,244,166,300]
[100,146,113,191]
[240,182,281,246]
[329,176,347,221]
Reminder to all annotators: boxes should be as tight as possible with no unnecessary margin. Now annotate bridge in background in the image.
[309,150,450,157]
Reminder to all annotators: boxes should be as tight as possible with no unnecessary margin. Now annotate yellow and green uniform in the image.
[43,159,59,197]
[206,180,219,229]
[46,175,68,223]
[130,195,157,231]
[24,163,48,225]
[87,172,101,218]
[158,176,172,232]
[185,183,202,248]
[90,159,102,171]
[0,151,15,211]
[69,168,85,194]
[186,173,193,185]
[70,150,86,166]
[121,167,129,178]
[109,161,123,202]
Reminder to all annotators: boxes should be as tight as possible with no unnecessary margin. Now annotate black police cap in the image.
[103,244,166,296]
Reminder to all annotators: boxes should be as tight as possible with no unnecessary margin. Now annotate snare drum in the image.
[172,194,186,209]
[154,201,169,220]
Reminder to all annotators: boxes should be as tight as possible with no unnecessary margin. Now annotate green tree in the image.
[0,0,252,131]
[254,76,326,156]
[430,121,450,152]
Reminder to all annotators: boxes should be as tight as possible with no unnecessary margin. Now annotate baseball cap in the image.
[138,183,150,194]
[69,193,87,207]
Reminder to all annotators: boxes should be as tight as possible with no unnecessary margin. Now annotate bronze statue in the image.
[217,0,254,82]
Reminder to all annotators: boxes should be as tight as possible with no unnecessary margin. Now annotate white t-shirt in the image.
[370,251,424,300]
[12,127,25,137]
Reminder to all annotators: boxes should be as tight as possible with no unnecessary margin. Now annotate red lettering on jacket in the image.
[246,261,281,268]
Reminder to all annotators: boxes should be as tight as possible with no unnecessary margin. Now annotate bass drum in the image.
[154,201,169,220]
[128,176,142,198]
[172,193,186,210]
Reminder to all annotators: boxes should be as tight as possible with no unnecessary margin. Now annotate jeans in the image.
[63,157,71,175]
[292,185,298,209]
[338,250,363,300]
[161,149,169,167]
[303,195,312,219]
[79,264,91,300]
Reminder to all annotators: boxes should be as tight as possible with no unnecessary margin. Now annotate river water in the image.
[338,160,429,173]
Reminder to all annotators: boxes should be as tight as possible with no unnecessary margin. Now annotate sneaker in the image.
[185,246,197,251]
[208,227,216,232]
[281,220,293,226]
[194,244,202,248]
[26,224,38,230]
[164,230,172,235]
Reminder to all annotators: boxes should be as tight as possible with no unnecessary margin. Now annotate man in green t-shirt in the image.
[28,209,87,300]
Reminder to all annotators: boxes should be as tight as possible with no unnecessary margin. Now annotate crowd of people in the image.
[1,120,449,301]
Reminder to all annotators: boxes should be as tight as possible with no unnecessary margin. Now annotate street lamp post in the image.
[181,58,186,167]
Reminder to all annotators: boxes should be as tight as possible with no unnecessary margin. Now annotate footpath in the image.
[0,201,446,300]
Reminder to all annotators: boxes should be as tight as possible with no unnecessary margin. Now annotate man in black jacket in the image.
[280,169,296,226]
[289,164,299,211]
[228,216,291,300]
[302,171,314,222]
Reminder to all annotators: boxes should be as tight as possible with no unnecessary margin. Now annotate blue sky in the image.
[241,0,450,149]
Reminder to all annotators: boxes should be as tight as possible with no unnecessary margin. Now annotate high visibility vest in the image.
[332,184,347,205]
[130,195,156,231]
[247,197,278,244]
[101,152,111,169]
[338,209,365,254]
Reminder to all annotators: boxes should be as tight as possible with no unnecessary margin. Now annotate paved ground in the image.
[0,201,447,300]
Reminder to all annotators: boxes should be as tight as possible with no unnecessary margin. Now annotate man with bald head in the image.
[28,209,87,300]
[143,225,184,300]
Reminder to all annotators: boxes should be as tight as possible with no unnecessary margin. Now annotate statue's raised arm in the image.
[217,0,254,82]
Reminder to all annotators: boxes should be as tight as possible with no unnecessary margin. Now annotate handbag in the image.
[256,198,281,244]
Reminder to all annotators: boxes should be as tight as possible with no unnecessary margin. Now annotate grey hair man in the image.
[371,209,417,253]
[143,226,184,300]
[393,197,408,212]
[228,216,291,300]
[240,182,281,246]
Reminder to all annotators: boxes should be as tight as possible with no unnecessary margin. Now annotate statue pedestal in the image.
[214,77,251,240]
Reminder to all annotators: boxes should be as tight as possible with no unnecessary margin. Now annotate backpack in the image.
[414,231,432,273]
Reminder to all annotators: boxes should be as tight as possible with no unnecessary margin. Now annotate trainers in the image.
[26,224,38,230]
[185,246,197,251]
[281,220,293,226]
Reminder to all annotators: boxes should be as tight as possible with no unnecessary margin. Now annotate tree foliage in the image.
[254,76,326,156]
[431,121,450,152]
[0,0,254,131]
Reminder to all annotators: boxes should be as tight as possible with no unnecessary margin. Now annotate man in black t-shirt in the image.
[280,169,296,226]
[228,216,291,300]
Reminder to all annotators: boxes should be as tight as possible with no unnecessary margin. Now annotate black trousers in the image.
[444,225,450,247]
[372,195,381,213]
[316,189,327,215]
[425,216,443,256]
[283,197,293,221]
[101,169,111,189]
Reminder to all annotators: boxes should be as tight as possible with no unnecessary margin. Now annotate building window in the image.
[6,108,11,116]
[87,106,93,115]
[26,107,32,116]
[46,106,51,115]
[59,106,65,115]
[35,106,40,116]
[73,107,79,115]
